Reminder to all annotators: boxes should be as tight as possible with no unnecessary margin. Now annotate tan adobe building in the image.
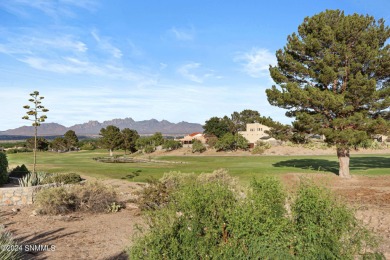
[238,123,270,145]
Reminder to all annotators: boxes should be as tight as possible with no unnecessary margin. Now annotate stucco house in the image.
[179,132,208,144]
[238,123,271,146]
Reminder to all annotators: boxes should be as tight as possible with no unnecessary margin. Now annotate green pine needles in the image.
[266,10,390,178]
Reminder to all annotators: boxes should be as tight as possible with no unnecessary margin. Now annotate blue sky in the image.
[0,0,389,130]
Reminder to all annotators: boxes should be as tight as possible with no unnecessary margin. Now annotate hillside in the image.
[0,118,203,136]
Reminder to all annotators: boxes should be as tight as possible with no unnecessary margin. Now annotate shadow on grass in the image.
[273,156,390,175]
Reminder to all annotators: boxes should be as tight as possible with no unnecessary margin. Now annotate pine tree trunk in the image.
[337,148,351,178]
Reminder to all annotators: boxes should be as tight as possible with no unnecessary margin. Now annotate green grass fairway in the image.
[6,150,390,182]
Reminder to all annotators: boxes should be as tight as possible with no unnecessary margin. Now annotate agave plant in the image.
[0,226,23,260]
[18,172,49,187]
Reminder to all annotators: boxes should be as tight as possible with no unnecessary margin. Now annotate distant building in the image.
[373,134,388,143]
[238,123,271,146]
[179,132,207,144]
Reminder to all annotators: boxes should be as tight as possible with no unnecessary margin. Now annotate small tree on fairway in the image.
[99,125,123,156]
[64,130,79,151]
[121,128,139,154]
[22,91,49,173]
[26,137,49,151]
[50,137,68,152]
[266,10,390,178]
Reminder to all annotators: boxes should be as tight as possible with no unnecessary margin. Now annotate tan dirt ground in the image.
[1,146,390,259]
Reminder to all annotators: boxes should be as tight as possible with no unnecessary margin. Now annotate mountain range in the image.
[0,118,204,136]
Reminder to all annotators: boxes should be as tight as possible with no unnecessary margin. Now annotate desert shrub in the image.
[197,169,241,194]
[137,171,195,210]
[130,180,237,259]
[159,171,195,189]
[251,140,272,154]
[41,172,82,185]
[34,186,76,215]
[0,226,24,260]
[0,152,8,185]
[8,164,30,178]
[35,182,118,215]
[206,136,218,148]
[192,139,206,153]
[129,176,382,259]
[71,182,118,213]
[223,177,293,258]
[291,181,380,258]
[162,140,182,151]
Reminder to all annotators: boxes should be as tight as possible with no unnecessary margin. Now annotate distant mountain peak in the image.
[0,118,203,136]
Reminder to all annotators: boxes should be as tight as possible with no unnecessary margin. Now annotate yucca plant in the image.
[0,227,23,260]
[18,172,49,187]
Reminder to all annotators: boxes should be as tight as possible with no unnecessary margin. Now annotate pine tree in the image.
[266,10,390,178]
[99,125,123,156]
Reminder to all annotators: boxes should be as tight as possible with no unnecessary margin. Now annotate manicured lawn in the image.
[6,150,390,183]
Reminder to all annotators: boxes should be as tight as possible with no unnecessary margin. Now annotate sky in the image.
[0,0,389,130]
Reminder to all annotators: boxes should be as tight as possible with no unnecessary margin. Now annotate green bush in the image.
[0,227,24,260]
[9,164,30,178]
[251,140,272,154]
[215,133,249,151]
[291,181,380,258]
[144,145,156,154]
[6,147,32,154]
[80,142,96,150]
[41,172,82,184]
[162,140,182,151]
[0,152,8,185]
[129,175,382,259]
[34,182,118,215]
[192,139,206,153]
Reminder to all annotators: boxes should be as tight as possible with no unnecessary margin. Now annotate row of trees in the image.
[99,126,140,156]
[98,125,183,155]
[17,130,80,152]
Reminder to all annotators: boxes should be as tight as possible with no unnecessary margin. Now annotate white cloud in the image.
[169,27,195,41]
[127,40,143,57]
[91,30,122,59]
[20,56,146,81]
[177,63,222,83]
[234,48,276,78]
[178,62,203,83]
[159,63,167,70]
[0,32,87,56]
[0,0,97,19]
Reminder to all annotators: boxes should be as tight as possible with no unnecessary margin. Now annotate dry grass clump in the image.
[34,182,118,215]
[72,182,117,213]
